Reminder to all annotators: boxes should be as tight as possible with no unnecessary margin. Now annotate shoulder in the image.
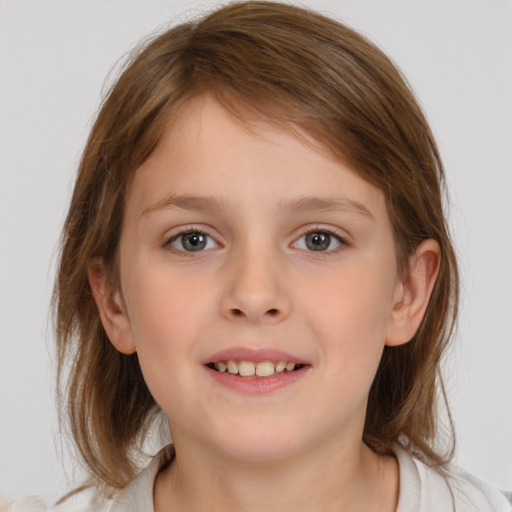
[108,444,174,512]
[2,495,111,512]
[5,445,173,512]
[393,444,512,512]
[447,468,512,512]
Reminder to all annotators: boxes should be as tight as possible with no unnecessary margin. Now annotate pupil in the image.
[306,232,330,251]
[183,233,206,251]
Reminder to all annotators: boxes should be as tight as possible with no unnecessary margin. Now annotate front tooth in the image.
[216,361,227,373]
[275,361,286,373]
[227,360,239,374]
[238,361,256,377]
[256,361,275,377]
[285,362,296,372]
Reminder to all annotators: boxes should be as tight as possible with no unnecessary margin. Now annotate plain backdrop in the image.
[1,0,511,504]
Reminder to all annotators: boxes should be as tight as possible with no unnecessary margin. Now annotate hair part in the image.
[54,0,459,493]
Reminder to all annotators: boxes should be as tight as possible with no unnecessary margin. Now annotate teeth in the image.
[227,360,238,374]
[275,361,286,373]
[238,361,256,377]
[256,361,275,377]
[213,360,301,377]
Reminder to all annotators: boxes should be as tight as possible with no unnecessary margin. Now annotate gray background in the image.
[1,0,511,503]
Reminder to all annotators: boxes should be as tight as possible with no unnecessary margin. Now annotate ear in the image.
[88,259,137,354]
[386,239,441,347]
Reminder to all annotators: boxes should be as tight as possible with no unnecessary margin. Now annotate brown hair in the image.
[54,0,459,494]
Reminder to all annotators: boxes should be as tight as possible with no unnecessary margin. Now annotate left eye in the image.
[293,231,344,252]
[168,231,218,252]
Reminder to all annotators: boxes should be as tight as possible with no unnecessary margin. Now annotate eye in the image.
[293,230,345,252]
[168,231,219,252]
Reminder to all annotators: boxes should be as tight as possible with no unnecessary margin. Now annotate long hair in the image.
[54,0,458,493]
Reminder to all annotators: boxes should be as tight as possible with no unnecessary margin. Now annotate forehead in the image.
[126,95,387,223]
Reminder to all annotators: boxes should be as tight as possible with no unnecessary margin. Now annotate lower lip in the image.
[204,365,310,395]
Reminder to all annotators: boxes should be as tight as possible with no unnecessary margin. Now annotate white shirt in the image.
[8,444,512,511]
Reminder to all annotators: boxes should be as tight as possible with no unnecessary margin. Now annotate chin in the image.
[206,419,306,462]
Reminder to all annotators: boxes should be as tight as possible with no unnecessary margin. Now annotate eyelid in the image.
[162,224,349,254]
[164,225,222,252]
[291,225,350,252]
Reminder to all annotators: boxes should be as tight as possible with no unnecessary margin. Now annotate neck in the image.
[153,434,399,512]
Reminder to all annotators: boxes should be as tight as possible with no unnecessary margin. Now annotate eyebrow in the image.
[142,194,233,217]
[141,194,374,220]
[279,196,375,220]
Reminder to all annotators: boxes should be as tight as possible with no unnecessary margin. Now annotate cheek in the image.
[285,267,395,431]
[124,263,212,344]
[299,260,397,381]
[121,265,215,399]
[304,264,395,339]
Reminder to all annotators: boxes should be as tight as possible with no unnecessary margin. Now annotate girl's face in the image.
[110,96,410,461]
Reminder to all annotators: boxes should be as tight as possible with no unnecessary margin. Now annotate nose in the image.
[219,246,292,324]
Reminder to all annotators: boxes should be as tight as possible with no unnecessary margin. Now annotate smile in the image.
[208,360,305,378]
[203,348,311,394]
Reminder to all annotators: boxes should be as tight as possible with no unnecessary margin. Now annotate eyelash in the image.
[165,227,220,254]
[292,228,348,255]
[164,226,348,255]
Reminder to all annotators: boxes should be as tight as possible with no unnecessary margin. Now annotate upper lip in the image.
[203,346,310,365]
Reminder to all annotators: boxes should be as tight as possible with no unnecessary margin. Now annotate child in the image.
[24,1,511,510]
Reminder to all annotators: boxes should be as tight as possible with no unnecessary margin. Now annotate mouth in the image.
[206,360,306,378]
[203,347,311,394]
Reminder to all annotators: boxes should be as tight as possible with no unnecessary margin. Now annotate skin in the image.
[89,96,440,512]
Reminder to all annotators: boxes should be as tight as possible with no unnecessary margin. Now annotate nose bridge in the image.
[220,235,291,323]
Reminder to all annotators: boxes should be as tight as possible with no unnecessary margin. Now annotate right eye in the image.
[167,231,219,252]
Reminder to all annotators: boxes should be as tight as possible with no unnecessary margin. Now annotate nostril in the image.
[226,307,281,319]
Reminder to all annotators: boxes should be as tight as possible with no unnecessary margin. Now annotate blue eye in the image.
[294,231,344,252]
[168,231,218,252]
